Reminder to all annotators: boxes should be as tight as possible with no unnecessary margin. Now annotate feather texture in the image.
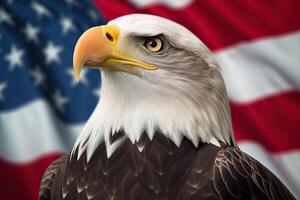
[39,132,295,200]
[39,155,68,200]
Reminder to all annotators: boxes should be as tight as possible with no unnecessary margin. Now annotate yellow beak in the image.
[73,25,157,80]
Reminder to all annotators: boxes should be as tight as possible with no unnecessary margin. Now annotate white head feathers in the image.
[72,14,234,160]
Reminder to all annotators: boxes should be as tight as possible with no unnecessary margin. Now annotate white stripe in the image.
[128,0,194,8]
[238,141,300,199]
[215,31,300,103]
[0,99,83,163]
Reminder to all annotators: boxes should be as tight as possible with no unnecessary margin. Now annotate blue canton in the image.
[0,0,106,123]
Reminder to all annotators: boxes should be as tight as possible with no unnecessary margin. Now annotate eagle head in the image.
[72,14,234,160]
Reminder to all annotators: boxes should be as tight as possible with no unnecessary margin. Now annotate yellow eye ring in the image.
[143,37,163,52]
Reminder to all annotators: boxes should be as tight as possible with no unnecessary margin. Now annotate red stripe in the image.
[95,0,300,50]
[0,153,61,200]
[232,91,300,152]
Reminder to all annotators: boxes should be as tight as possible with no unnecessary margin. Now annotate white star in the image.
[93,87,101,98]
[0,82,7,101]
[43,41,63,64]
[5,45,25,71]
[29,66,45,86]
[0,8,14,25]
[23,23,40,43]
[31,2,52,18]
[88,10,99,21]
[52,89,68,112]
[60,16,76,34]
[64,0,79,6]
[66,68,88,86]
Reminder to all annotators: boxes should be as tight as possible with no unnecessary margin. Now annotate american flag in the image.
[1,0,300,199]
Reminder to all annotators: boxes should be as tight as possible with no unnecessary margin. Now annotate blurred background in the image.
[0,0,299,199]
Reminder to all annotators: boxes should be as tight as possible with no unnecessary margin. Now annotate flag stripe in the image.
[95,0,300,50]
[0,99,82,163]
[216,30,300,103]
[232,91,300,152]
[0,153,61,200]
[127,0,195,8]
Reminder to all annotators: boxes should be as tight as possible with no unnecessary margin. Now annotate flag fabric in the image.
[0,0,104,199]
[1,0,300,200]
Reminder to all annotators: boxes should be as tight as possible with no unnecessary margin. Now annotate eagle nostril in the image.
[106,33,114,42]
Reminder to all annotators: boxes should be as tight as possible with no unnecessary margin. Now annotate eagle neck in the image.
[72,71,234,160]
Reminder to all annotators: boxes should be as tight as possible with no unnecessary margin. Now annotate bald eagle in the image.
[39,14,295,200]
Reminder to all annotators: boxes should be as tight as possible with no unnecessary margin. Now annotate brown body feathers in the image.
[39,132,295,200]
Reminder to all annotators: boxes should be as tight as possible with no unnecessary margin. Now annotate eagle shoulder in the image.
[39,155,68,200]
[211,147,295,200]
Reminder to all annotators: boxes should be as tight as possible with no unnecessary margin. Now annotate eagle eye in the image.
[143,37,164,52]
